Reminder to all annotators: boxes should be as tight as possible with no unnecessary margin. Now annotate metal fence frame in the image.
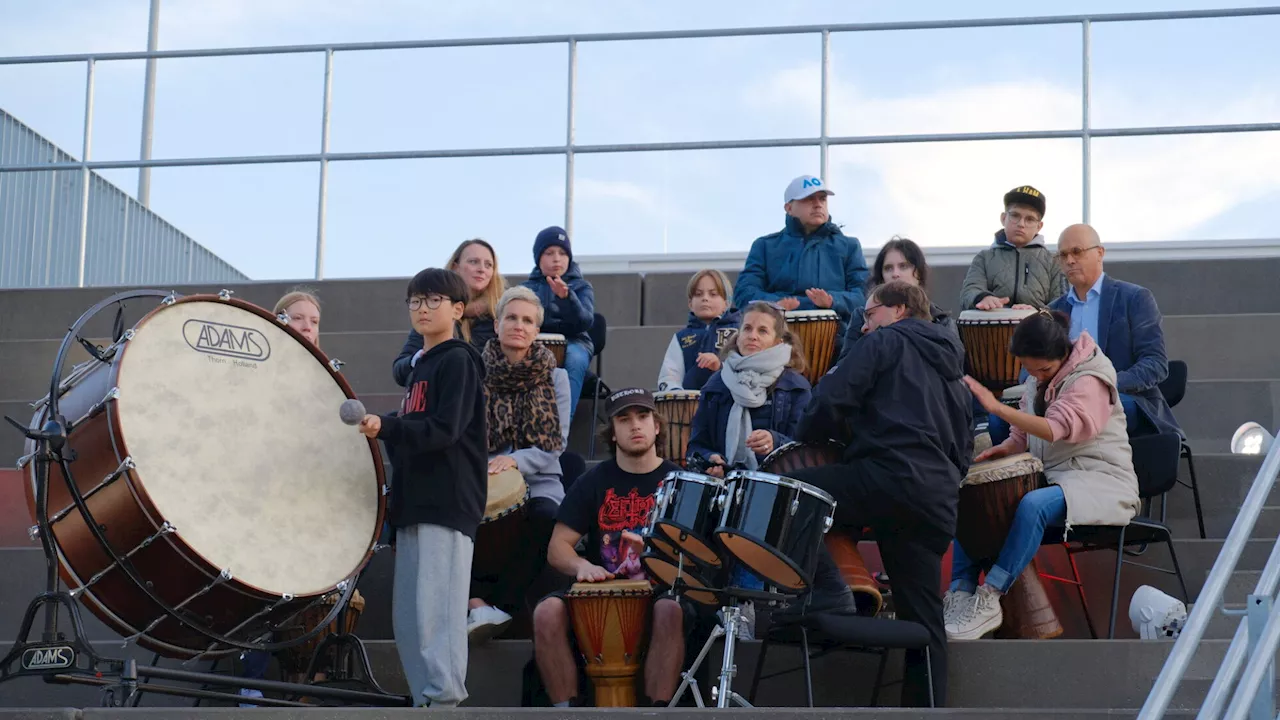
[1,6,1279,285]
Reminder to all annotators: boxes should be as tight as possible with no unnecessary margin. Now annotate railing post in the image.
[1081,18,1092,225]
[76,58,96,288]
[314,48,334,281]
[137,0,160,207]
[1245,594,1276,720]
[820,29,830,181]
[564,38,577,239]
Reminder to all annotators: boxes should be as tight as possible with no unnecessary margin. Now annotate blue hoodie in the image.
[657,309,742,392]
[685,367,812,466]
[522,262,596,350]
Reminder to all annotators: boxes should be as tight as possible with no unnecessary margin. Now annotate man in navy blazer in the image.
[1047,224,1182,438]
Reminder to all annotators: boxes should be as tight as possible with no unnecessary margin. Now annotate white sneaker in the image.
[946,584,1003,640]
[467,604,513,643]
[942,589,973,628]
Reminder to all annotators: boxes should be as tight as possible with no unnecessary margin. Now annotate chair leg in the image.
[1184,445,1206,539]
[1165,534,1191,604]
[925,647,936,709]
[799,626,815,708]
[748,630,772,704]
[1068,549,1098,640]
[869,649,888,707]
[1108,526,1127,639]
[587,357,604,460]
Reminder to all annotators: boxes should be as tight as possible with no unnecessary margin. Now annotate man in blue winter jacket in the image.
[734,175,869,355]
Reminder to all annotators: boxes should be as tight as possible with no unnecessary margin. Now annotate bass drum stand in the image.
[0,289,408,709]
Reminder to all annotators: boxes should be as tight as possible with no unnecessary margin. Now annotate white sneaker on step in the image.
[467,604,513,643]
[946,584,1003,640]
[942,589,973,628]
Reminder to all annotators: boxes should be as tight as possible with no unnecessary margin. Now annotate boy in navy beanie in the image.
[522,226,596,420]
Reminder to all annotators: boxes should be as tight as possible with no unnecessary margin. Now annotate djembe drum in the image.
[785,310,838,384]
[536,333,567,367]
[565,579,653,707]
[653,390,700,466]
[956,453,1063,639]
[472,467,528,579]
[277,589,367,676]
[761,441,882,616]
[957,308,1036,393]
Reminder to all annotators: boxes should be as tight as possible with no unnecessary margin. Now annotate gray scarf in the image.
[719,343,791,470]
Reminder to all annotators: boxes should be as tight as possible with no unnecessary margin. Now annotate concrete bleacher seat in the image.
[1,252,1278,713]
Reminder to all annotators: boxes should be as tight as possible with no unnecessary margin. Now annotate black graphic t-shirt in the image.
[556,457,679,580]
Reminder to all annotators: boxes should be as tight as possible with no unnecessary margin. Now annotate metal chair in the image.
[1156,360,1205,538]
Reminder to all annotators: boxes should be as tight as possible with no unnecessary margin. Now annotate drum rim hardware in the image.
[0,289,409,708]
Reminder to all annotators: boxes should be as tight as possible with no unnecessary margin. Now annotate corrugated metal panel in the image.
[0,108,247,288]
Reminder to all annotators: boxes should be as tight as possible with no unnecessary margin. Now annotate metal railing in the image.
[1138,437,1280,720]
[1,6,1279,285]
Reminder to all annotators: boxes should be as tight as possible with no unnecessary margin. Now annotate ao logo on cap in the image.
[803,177,823,189]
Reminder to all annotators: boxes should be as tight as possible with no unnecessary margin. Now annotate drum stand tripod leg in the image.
[669,622,723,707]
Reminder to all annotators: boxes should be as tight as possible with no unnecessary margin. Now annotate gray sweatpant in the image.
[392,523,473,707]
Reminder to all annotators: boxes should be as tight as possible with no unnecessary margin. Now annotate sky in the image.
[1,0,1278,281]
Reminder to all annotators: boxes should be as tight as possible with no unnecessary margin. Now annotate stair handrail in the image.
[1138,436,1280,719]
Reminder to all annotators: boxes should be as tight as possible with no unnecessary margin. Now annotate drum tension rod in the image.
[50,458,135,525]
[129,569,233,643]
[71,522,175,598]
[189,592,298,664]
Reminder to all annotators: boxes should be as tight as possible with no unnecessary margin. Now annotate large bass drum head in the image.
[115,299,379,596]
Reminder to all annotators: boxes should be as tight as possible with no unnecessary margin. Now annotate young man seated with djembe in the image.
[530,388,698,708]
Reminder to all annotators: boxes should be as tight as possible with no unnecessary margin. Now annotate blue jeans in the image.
[564,340,592,422]
[987,393,1143,445]
[950,485,1066,594]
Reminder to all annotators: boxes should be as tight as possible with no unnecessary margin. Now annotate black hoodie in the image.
[797,318,973,537]
[378,338,488,538]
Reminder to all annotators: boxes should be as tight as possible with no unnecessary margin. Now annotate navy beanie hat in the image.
[533,226,572,265]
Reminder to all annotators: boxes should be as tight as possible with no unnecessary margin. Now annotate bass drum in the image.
[24,294,385,658]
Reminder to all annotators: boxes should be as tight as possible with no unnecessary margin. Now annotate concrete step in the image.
[0,275,645,341]
[1167,506,1280,540]
[5,540,1275,649]
[1,636,1272,710]
[1,710,1204,720]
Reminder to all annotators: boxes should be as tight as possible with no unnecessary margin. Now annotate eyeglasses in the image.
[1006,211,1041,227]
[1056,245,1101,262]
[406,295,447,310]
[863,303,884,314]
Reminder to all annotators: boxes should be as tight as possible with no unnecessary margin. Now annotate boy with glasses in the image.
[959,185,1066,311]
[357,268,487,707]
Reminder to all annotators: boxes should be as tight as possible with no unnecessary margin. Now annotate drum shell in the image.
[649,473,723,567]
[760,441,844,475]
[536,334,567,367]
[957,320,1024,393]
[652,392,699,466]
[955,471,1041,564]
[784,312,838,385]
[715,472,833,591]
[276,590,366,674]
[25,296,384,658]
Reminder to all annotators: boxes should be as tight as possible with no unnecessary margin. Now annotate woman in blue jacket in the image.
[522,226,595,421]
[686,301,812,474]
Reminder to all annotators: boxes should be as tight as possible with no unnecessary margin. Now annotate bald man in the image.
[1046,224,1181,437]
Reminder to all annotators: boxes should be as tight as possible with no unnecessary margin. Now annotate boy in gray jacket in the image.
[959,185,1065,311]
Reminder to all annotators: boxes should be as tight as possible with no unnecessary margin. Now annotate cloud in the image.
[746,61,1280,246]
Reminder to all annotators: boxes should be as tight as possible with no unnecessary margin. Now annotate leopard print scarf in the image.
[483,339,564,454]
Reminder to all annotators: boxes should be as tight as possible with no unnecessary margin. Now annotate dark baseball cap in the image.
[1003,185,1046,218]
[604,387,656,417]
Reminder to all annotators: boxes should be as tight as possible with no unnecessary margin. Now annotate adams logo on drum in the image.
[20,645,75,672]
[182,319,271,361]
